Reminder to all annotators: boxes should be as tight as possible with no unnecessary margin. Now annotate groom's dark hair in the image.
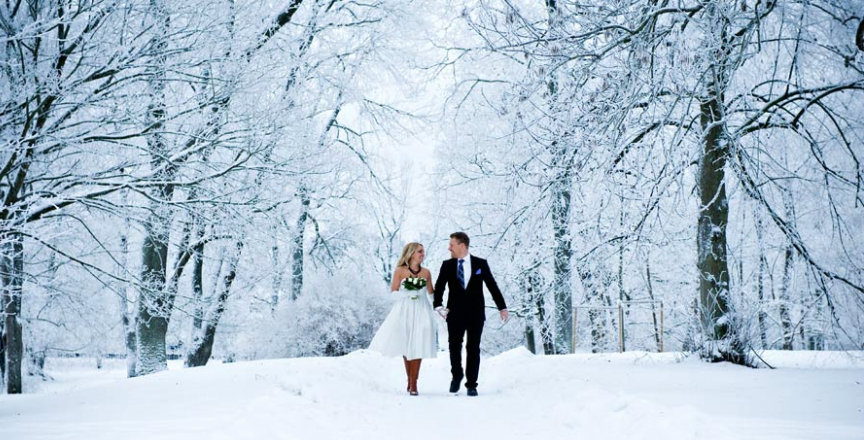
[450,232,470,247]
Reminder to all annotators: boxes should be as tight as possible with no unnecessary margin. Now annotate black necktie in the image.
[457,259,465,289]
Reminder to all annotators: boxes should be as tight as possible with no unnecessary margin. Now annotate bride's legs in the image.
[403,356,411,392]
[414,359,422,394]
[407,359,420,395]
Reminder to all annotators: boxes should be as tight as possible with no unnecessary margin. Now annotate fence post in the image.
[571,307,577,354]
[617,302,625,353]
[659,301,664,352]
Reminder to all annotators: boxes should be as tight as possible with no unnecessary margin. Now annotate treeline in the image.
[1,0,413,394]
[434,0,864,364]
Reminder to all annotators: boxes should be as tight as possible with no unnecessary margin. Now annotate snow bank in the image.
[1,349,861,440]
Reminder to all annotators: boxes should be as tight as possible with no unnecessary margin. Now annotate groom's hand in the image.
[435,307,448,319]
[500,309,510,322]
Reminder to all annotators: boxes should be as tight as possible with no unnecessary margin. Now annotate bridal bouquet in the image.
[402,276,427,300]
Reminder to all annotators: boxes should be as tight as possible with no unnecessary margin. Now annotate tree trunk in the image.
[136,299,169,375]
[537,291,555,355]
[779,242,795,349]
[551,174,573,354]
[578,267,605,353]
[270,223,282,311]
[754,207,769,348]
[805,284,826,350]
[186,241,244,367]
[520,269,537,354]
[521,265,553,354]
[524,325,536,354]
[118,206,138,378]
[645,260,662,351]
[291,183,310,301]
[135,222,172,375]
[617,208,630,351]
[1,312,5,384]
[696,82,744,363]
[123,315,137,377]
[1,232,24,393]
[778,191,796,350]
[694,3,746,364]
[542,0,574,355]
[135,0,174,376]
[191,223,206,331]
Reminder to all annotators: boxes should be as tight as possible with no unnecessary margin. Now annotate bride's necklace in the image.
[407,264,421,276]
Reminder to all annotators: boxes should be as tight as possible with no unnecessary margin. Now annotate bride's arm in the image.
[390,267,403,292]
[423,268,434,294]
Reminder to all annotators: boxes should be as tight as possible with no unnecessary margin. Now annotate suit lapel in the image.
[467,256,478,286]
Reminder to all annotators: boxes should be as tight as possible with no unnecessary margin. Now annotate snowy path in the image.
[1,349,862,440]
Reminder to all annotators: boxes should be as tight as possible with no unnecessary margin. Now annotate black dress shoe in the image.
[466,388,478,397]
[449,378,461,393]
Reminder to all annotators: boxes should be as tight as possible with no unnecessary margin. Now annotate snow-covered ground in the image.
[1,349,862,440]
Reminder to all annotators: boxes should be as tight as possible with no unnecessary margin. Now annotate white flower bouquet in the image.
[402,276,427,300]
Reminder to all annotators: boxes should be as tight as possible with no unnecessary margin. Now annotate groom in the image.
[433,232,509,396]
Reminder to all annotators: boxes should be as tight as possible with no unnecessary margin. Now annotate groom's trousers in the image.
[447,318,484,389]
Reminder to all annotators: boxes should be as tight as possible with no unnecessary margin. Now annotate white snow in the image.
[1,349,862,440]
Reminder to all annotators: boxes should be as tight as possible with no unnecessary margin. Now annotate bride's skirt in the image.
[368,291,438,360]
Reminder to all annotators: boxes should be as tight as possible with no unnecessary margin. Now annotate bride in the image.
[368,242,438,395]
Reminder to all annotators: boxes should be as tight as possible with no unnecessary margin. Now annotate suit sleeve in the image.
[482,260,507,310]
[433,261,447,308]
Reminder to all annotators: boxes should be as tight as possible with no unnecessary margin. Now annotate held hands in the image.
[434,307,508,321]
[500,309,510,322]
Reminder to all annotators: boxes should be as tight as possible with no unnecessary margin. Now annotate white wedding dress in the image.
[368,286,438,360]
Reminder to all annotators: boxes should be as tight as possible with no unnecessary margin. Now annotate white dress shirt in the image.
[458,254,472,288]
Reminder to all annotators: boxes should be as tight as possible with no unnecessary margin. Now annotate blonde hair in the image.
[396,242,423,268]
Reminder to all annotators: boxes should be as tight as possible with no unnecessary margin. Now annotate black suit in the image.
[433,255,506,389]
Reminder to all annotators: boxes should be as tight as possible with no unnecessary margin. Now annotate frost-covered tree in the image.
[433,0,864,362]
[0,0,178,393]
